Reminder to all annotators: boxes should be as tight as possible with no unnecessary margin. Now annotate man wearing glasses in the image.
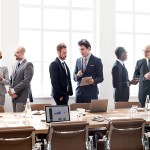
[133,45,150,107]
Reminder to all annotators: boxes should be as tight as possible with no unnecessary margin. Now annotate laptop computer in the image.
[45,105,70,123]
[90,99,108,113]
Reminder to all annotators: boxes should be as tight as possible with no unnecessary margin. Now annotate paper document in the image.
[80,76,92,86]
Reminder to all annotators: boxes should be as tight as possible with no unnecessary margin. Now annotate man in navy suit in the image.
[133,45,150,107]
[74,39,104,103]
[49,43,73,105]
[112,47,130,102]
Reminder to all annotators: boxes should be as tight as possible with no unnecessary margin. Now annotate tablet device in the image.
[45,105,70,123]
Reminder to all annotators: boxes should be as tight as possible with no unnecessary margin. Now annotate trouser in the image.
[0,94,5,106]
[13,102,26,112]
[54,95,69,105]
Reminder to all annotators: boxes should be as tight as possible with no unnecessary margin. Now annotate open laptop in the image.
[45,105,70,123]
[90,99,108,113]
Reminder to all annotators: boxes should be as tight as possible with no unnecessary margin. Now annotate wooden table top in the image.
[0,108,149,134]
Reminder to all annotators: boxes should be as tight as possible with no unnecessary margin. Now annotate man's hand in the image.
[144,72,150,80]
[8,89,12,96]
[86,78,94,85]
[129,78,139,86]
[8,89,18,99]
[11,93,18,99]
[77,70,83,77]
[60,96,63,101]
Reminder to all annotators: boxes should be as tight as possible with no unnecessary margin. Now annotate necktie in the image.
[15,62,20,74]
[148,59,150,71]
[83,58,87,71]
[123,63,125,68]
[123,63,129,79]
[62,62,68,75]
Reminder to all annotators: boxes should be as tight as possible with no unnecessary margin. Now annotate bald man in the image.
[133,45,150,107]
[8,47,34,112]
[0,51,9,106]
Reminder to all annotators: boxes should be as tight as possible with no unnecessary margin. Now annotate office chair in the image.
[70,103,90,111]
[98,118,145,150]
[0,126,35,150]
[115,101,141,109]
[47,121,89,150]
[31,103,51,111]
[0,105,4,112]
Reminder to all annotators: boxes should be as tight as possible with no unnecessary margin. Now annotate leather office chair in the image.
[70,103,90,111]
[98,118,145,150]
[115,101,141,109]
[31,103,51,111]
[0,105,4,112]
[0,126,35,150]
[47,121,89,150]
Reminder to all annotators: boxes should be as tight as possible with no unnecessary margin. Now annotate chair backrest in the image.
[0,126,35,150]
[115,101,141,109]
[70,103,90,111]
[31,103,51,111]
[48,121,89,150]
[107,118,145,150]
[0,105,4,112]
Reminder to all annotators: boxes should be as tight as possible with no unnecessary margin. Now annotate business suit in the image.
[49,57,73,105]
[0,64,9,106]
[10,59,34,112]
[133,58,150,107]
[112,60,129,102]
[74,54,104,103]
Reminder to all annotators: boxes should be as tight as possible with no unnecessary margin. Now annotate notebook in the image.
[90,99,108,113]
[45,105,70,123]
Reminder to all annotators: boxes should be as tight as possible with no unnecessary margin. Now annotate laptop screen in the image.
[45,105,70,123]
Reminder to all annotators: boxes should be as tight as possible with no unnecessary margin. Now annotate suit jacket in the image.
[74,54,104,103]
[133,58,150,106]
[0,65,9,95]
[49,57,73,100]
[10,59,34,103]
[112,60,129,102]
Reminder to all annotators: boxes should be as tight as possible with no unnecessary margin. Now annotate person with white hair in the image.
[133,44,150,107]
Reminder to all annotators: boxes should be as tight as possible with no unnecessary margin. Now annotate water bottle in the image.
[145,95,150,112]
[25,98,31,118]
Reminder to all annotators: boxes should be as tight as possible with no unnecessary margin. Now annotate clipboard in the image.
[80,76,92,86]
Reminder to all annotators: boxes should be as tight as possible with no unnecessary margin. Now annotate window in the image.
[115,0,150,96]
[19,0,99,97]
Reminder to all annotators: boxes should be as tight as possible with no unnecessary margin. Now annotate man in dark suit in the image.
[133,45,150,107]
[49,43,73,105]
[8,47,34,112]
[74,39,104,103]
[112,47,130,102]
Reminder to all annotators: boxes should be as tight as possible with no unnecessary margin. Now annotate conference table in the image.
[0,108,150,135]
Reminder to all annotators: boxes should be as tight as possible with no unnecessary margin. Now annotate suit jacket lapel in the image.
[13,59,26,80]
[56,58,67,76]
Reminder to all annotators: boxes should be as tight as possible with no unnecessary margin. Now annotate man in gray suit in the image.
[133,45,150,107]
[8,47,34,112]
[0,51,9,106]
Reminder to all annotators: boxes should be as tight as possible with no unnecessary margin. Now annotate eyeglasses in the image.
[142,50,150,53]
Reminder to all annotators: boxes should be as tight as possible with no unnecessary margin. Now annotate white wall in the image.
[0,0,137,112]
[0,0,19,112]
